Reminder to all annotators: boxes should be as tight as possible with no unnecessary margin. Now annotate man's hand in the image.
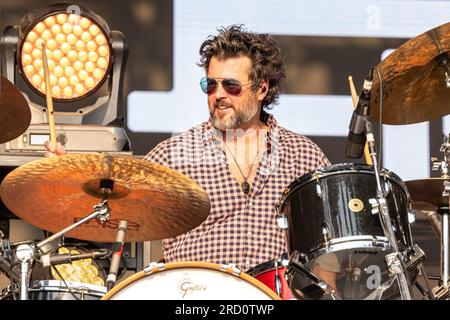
[44,141,67,157]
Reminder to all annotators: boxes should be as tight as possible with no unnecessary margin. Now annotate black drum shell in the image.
[279,163,413,258]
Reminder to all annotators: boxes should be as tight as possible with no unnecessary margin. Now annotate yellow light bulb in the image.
[89,24,100,36]
[56,14,67,24]
[33,59,43,70]
[80,17,91,29]
[86,40,97,52]
[44,49,52,59]
[22,54,32,65]
[46,39,57,50]
[73,25,83,37]
[60,42,71,54]
[35,38,44,48]
[47,59,56,71]
[97,45,108,57]
[44,16,56,27]
[88,51,98,62]
[50,74,58,85]
[55,33,65,44]
[60,57,70,68]
[69,75,79,86]
[38,68,45,79]
[68,14,81,24]
[51,24,62,35]
[58,76,68,87]
[39,82,46,93]
[63,86,73,98]
[62,22,73,34]
[22,42,33,54]
[31,74,41,86]
[75,40,86,51]
[75,83,85,94]
[85,61,95,72]
[66,34,77,45]
[93,68,103,80]
[85,77,95,88]
[65,66,75,77]
[95,34,106,46]
[97,57,108,69]
[24,65,35,77]
[73,60,84,71]
[52,49,63,61]
[54,65,64,77]
[41,30,52,41]
[52,85,61,97]
[78,70,88,81]
[81,31,91,43]
[67,50,78,61]
[27,31,38,43]
[35,22,45,34]
[31,48,42,59]
[78,51,88,62]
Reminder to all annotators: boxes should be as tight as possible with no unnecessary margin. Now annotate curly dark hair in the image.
[198,24,286,110]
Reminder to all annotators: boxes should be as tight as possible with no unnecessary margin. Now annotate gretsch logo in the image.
[178,275,207,298]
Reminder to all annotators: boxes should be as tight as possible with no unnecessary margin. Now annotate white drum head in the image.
[102,262,279,300]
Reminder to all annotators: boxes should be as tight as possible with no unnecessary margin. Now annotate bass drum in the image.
[278,163,418,300]
[102,261,280,300]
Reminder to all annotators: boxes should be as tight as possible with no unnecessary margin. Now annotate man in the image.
[46,25,329,274]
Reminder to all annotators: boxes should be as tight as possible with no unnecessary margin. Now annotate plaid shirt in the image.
[145,112,330,271]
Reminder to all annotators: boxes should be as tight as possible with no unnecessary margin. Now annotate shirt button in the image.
[247,231,252,236]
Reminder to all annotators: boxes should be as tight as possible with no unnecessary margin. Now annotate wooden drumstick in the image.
[348,75,372,165]
[41,43,57,146]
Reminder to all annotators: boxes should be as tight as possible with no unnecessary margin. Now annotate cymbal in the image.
[0,154,211,242]
[405,177,450,210]
[371,22,450,125]
[0,76,31,144]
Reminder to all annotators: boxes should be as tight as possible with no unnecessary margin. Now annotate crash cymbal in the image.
[0,76,31,144]
[371,22,450,125]
[0,154,210,242]
[405,177,450,210]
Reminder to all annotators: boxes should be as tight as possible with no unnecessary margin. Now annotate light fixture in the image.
[0,3,129,154]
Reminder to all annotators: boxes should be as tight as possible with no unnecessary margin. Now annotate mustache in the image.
[214,101,233,108]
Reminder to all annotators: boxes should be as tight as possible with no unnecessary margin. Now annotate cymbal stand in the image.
[365,119,413,300]
[14,199,111,300]
[430,135,450,299]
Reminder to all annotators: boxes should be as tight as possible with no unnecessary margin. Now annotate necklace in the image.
[222,133,263,194]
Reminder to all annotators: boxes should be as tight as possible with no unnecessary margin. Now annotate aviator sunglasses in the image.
[200,77,252,95]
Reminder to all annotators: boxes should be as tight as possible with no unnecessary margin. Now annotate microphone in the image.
[40,250,110,267]
[346,68,374,159]
[107,220,128,291]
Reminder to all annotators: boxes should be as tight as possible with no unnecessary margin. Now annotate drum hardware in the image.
[106,220,127,291]
[363,114,413,300]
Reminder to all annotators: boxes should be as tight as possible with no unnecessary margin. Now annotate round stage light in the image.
[19,6,112,101]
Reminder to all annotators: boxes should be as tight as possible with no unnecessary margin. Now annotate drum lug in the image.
[144,261,165,274]
[369,198,380,215]
[407,208,416,224]
[321,222,331,244]
[276,214,288,230]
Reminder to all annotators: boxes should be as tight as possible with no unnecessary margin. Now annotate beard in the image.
[210,98,260,130]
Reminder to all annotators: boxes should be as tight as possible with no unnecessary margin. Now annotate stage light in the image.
[0,3,129,154]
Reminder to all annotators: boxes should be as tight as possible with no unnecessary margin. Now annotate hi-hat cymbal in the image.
[405,177,450,210]
[0,76,31,144]
[371,22,450,125]
[0,154,211,242]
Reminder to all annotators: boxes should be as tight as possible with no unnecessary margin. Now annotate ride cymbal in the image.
[0,76,31,144]
[371,22,450,125]
[0,154,211,242]
[405,177,450,210]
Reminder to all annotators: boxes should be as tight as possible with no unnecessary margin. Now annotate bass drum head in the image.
[102,261,280,300]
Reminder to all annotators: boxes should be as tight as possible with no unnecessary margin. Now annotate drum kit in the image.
[0,22,450,300]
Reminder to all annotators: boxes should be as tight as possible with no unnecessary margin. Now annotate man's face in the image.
[206,55,265,130]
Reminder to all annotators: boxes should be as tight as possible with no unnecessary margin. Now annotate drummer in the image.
[46,25,330,275]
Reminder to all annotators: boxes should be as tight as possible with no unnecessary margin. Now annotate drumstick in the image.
[348,76,372,165]
[41,43,57,146]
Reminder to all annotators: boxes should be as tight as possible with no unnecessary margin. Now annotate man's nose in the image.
[214,81,228,99]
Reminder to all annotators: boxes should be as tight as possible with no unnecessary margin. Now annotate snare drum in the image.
[246,257,294,300]
[1,280,106,300]
[102,261,280,300]
[278,163,416,299]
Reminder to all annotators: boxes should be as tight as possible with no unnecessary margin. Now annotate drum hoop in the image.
[294,236,391,264]
[278,167,410,213]
[246,259,289,277]
[101,261,281,300]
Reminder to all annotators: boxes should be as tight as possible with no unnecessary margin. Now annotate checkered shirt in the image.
[144,112,330,271]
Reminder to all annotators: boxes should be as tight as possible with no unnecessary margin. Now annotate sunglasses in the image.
[200,77,252,95]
